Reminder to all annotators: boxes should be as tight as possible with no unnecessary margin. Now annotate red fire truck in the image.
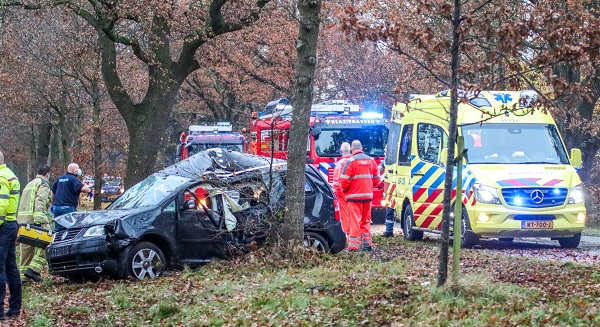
[177,122,247,161]
[249,98,389,210]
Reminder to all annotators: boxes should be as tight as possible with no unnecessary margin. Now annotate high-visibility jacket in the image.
[332,155,351,197]
[17,175,52,225]
[340,150,380,202]
[0,164,20,224]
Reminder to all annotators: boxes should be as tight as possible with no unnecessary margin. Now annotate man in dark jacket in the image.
[51,163,91,230]
[340,140,380,251]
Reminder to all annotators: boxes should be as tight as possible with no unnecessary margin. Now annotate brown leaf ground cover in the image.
[6,236,600,327]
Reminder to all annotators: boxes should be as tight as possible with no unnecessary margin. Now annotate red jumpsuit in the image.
[332,155,351,234]
[340,150,380,251]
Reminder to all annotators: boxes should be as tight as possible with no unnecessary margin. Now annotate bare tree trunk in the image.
[36,122,52,168]
[438,0,461,287]
[92,97,103,210]
[282,0,323,243]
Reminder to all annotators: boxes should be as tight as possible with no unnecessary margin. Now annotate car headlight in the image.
[568,185,584,204]
[83,225,106,238]
[473,183,501,204]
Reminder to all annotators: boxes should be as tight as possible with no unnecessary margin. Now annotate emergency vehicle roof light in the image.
[519,90,538,108]
[189,123,233,134]
[258,98,293,119]
[361,112,383,119]
[311,100,360,114]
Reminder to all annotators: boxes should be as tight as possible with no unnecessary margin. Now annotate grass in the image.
[19,236,600,327]
[583,226,600,237]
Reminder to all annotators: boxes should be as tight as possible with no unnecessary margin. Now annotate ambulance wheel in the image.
[558,233,581,249]
[460,210,479,248]
[403,205,423,241]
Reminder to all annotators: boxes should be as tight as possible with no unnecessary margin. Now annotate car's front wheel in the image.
[126,242,166,280]
[303,231,330,252]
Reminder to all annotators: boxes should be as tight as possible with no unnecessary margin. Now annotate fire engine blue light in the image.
[361,112,383,119]
[514,197,523,206]
[553,188,560,194]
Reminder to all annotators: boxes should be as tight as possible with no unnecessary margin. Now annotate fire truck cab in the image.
[249,98,389,210]
[177,122,247,161]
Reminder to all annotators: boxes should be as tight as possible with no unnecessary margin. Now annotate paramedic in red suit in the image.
[340,140,380,252]
[332,142,352,234]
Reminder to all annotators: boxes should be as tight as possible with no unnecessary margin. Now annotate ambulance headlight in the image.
[568,185,584,204]
[473,183,501,204]
[83,225,106,238]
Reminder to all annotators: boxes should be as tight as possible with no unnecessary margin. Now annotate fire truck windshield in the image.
[188,144,244,156]
[314,127,388,157]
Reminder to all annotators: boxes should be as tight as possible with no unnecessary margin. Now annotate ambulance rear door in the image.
[411,122,448,230]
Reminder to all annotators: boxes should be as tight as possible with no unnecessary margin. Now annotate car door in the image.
[411,122,448,230]
[177,189,228,263]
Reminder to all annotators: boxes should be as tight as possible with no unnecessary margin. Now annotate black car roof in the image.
[161,149,288,179]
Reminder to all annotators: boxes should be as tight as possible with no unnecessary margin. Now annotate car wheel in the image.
[303,231,330,253]
[402,205,423,241]
[558,233,581,249]
[126,242,166,280]
[460,210,479,248]
[498,238,514,243]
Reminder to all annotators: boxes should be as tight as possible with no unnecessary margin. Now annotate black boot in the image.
[24,268,42,282]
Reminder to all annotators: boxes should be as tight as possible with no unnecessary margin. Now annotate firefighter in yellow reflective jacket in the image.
[0,151,22,319]
[17,165,52,282]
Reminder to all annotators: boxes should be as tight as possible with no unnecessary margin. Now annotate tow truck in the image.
[177,122,247,161]
[249,98,389,211]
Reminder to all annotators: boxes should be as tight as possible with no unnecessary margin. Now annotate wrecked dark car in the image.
[47,149,345,280]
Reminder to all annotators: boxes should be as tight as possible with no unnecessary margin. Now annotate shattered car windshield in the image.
[109,174,190,209]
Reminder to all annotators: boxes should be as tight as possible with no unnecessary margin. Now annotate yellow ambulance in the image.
[384,90,586,248]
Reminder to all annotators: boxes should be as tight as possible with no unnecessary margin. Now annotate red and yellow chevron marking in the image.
[384,182,397,208]
[413,188,476,230]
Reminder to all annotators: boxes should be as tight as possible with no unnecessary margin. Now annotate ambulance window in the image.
[386,122,401,166]
[417,124,447,164]
[397,124,413,166]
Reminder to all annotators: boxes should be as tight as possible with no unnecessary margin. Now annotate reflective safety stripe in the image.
[385,219,395,224]
[348,236,361,250]
[340,174,350,180]
[361,234,373,246]
[9,190,20,194]
[353,174,375,179]
[346,193,373,199]
[0,194,9,199]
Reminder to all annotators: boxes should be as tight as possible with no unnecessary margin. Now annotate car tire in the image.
[558,233,581,249]
[461,210,479,248]
[498,238,514,243]
[303,231,330,253]
[126,241,166,280]
[403,205,423,241]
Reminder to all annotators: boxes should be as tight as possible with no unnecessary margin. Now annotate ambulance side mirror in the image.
[440,148,448,167]
[570,148,582,169]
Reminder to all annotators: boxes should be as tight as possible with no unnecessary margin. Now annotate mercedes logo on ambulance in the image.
[530,190,544,204]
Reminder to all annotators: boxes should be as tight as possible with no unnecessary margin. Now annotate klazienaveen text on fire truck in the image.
[177,122,247,161]
[249,98,389,210]
[384,89,586,248]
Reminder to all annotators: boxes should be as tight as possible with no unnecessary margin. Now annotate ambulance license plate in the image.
[522,221,553,229]
[51,246,71,257]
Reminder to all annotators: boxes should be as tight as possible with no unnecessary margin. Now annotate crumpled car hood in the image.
[54,207,153,229]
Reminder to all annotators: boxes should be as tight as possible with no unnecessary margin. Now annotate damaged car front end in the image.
[47,149,345,280]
